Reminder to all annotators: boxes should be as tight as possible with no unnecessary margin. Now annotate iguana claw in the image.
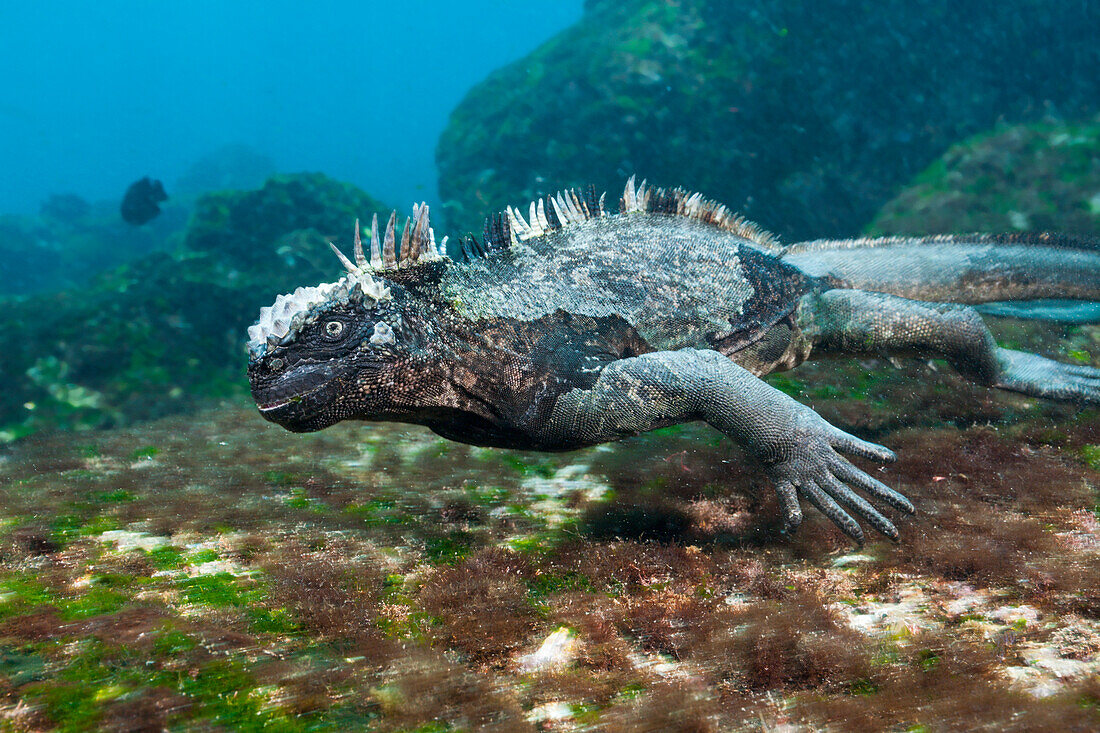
[995,348,1100,404]
[766,412,911,545]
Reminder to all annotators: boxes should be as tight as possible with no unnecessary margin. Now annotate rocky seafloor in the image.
[1,314,1098,731]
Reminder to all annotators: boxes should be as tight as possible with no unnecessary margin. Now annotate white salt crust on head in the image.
[247,272,391,360]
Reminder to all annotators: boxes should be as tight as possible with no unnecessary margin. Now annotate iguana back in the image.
[401,187,807,354]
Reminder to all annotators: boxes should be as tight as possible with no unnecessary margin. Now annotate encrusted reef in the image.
[436,0,1100,239]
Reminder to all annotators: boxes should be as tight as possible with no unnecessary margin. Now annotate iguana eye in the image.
[324,321,344,339]
[268,357,285,372]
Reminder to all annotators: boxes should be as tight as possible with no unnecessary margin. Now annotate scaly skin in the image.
[247,179,1100,544]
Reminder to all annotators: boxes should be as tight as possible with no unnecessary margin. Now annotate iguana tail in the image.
[783,233,1100,305]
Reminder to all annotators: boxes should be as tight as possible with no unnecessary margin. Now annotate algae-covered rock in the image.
[869,119,1100,236]
[0,173,390,439]
[436,0,1100,240]
[185,172,388,275]
[0,254,260,439]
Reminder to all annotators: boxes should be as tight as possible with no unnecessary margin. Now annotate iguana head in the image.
[246,206,445,432]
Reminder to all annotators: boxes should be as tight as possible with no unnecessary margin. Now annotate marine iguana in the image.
[247,178,1100,544]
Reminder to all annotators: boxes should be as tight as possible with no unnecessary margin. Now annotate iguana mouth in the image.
[253,363,336,413]
[257,389,321,412]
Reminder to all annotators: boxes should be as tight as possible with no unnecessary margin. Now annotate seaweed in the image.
[0,370,1098,729]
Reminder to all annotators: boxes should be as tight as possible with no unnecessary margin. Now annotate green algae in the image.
[0,577,54,622]
[1081,444,1100,470]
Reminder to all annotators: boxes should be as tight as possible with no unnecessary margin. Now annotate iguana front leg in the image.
[804,289,1100,404]
[541,348,914,544]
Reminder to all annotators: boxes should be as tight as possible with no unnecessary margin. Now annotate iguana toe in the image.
[801,481,865,545]
[826,455,915,515]
[828,430,897,464]
[817,473,899,541]
[995,348,1100,404]
[776,481,802,533]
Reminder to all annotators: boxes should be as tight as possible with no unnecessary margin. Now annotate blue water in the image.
[0,1,583,215]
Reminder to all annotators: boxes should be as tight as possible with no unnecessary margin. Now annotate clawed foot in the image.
[765,412,914,545]
[995,348,1100,404]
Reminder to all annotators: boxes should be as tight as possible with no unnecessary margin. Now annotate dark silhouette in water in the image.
[120,177,167,225]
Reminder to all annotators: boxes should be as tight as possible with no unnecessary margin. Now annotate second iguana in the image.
[246,178,1100,544]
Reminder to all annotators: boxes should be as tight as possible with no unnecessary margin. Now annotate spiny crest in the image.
[328,203,448,275]
[470,177,779,258]
[504,184,607,245]
[620,176,780,251]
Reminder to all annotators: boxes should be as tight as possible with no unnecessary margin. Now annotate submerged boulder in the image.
[185,172,388,279]
[868,119,1100,237]
[436,0,1100,240]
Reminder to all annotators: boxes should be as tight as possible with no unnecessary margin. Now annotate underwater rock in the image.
[184,172,388,274]
[39,193,91,225]
[436,0,1100,239]
[173,143,276,197]
[869,118,1100,237]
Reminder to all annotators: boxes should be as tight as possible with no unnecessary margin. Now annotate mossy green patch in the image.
[186,548,220,564]
[177,572,254,608]
[60,584,132,621]
[493,452,559,479]
[128,445,161,461]
[95,489,134,504]
[145,545,186,570]
[423,531,477,566]
[263,470,304,488]
[526,571,596,599]
[767,373,806,398]
[151,628,198,657]
[1080,445,1100,470]
[0,576,57,621]
[342,499,411,527]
